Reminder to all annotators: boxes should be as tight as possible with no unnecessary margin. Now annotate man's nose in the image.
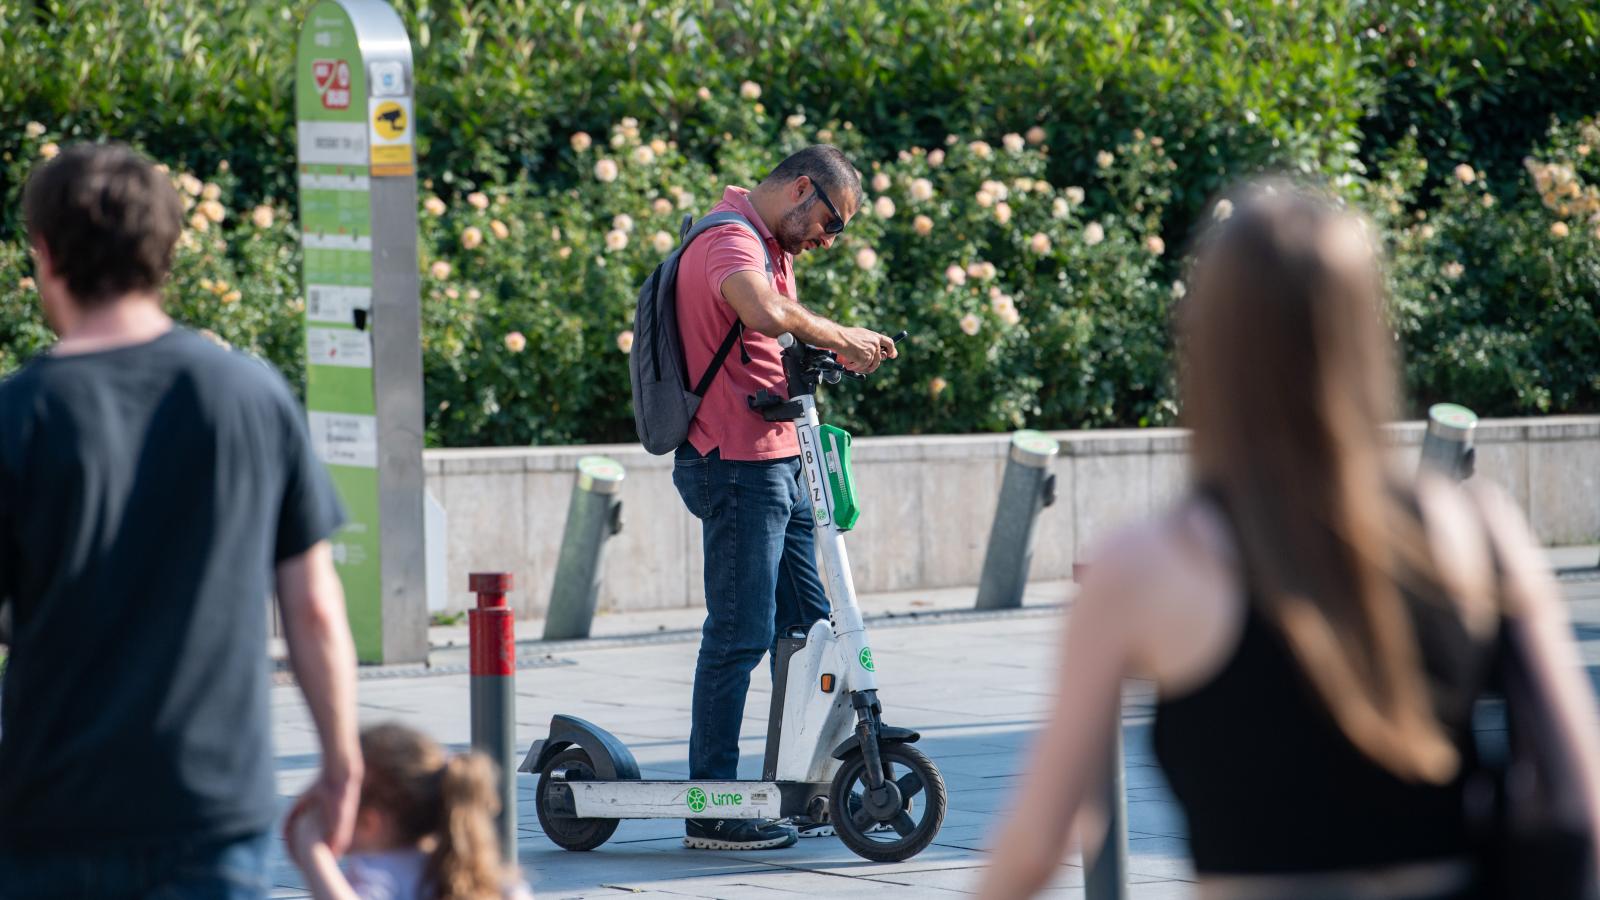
[820,233,837,249]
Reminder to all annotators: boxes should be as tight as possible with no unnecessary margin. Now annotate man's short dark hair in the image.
[764,145,863,206]
[23,143,184,307]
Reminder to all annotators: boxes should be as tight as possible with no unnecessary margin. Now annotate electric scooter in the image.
[521,330,948,863]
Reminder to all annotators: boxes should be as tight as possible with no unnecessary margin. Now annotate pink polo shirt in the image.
[676,186,800,461]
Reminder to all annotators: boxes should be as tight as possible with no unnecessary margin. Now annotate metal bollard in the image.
[468,572,517,865]
[976,431,1060,610]
[1419,402,1477,482]
[1075,561,1128,900]
[543,456,625,640]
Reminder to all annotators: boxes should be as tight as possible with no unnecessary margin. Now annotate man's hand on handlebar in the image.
[834,327,899,374]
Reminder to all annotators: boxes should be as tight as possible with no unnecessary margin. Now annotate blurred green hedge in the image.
[1,0,1597,445]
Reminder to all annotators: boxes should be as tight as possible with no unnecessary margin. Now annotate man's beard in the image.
[773,200,815,255]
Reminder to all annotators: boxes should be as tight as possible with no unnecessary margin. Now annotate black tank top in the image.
[1151,492,1496,875]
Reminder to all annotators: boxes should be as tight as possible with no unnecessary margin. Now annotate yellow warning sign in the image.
[372,101,407,140]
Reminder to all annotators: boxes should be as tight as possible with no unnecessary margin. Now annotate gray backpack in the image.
[630,211,773,454]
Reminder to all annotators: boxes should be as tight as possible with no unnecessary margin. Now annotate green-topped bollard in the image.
[975,431,1060,610]
[543,456,626,640]
[1419,403,1477,483]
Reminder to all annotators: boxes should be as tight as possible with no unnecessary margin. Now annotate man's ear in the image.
[791,175,810,203]
[30,239,53,280]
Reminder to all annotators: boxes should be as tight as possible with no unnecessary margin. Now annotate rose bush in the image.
[6,107,1598,445]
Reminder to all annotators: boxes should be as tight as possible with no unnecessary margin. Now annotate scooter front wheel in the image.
[829,742,947,862]
[536,747,620,851]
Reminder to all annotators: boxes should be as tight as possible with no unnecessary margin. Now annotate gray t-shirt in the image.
[0,327,344,848]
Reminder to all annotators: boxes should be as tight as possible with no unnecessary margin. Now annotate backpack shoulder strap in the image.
[681,210,774,275]
[677,210,773,397]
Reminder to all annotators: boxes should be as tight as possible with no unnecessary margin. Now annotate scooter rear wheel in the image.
[829,742,947,862]
[536,747,620,851]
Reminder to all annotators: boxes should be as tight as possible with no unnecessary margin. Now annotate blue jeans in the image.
[673,444,830,781]
[0,831,271,899]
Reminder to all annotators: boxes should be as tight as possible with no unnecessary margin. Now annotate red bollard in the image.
[468,572,516,865]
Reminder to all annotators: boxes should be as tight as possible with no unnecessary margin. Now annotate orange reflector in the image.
[820,673,836,693]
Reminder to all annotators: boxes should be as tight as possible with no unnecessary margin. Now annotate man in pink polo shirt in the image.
[672,146,898,850]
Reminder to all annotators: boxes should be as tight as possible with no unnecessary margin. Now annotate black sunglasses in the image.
[812,182,846,235]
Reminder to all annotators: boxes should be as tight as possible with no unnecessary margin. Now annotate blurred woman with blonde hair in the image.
[289,723,533,900]
[979,182,1600,899]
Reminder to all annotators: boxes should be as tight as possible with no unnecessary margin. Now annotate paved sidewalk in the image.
[266,576,1600,899]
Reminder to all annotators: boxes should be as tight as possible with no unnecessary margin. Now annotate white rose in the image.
[1213,198,1234,221]
[613,213,635,233]
[652,197,674,215]
[616,330,635,353]
[605,229,629,251]
[969,140,992,159]
[570,132,593,152]
[1066,186,1086,205]
[740,80,762,100]
[786,113,806,128]
[460,226,483,250]
[959,313,982,336]
[1084,222,1105,246]
[871,172,892,193]
[632,145,656,166]
[914,214,934,236]
[874,196,896,218]
[994,202,1012,225]
[24,121,45,138]
[1171,280,1187,299]
[945,265,967,286]
[1145,235,1165,255]
[594,159,619,182]
[424,196,447,217]
[910,178,934,202]
[697,86,712,101]
[1029,232,1052,255]
[855,247,878,270]
[467,192,489,210]
[982,179,1009,200]
[1454,163,1476,185]
[430,260,452,280]
[1003,132,1025,153]
[927,148,945,167]
[250,205,275,229]
[1026,125,1046,145]
[1442,261,1465,280]
[1052,197,1070,219]
[651,230,674,254]
[975,189,995,208]
[1096,150,1115,168]
[490,220,509,240]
